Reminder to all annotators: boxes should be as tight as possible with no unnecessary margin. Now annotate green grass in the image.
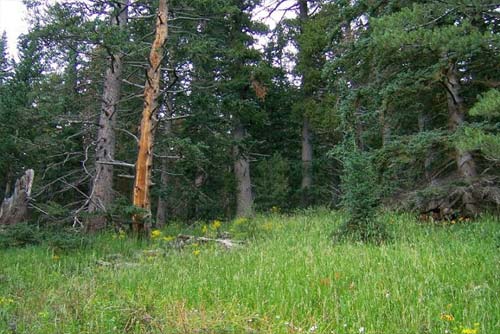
[0,210,499,333]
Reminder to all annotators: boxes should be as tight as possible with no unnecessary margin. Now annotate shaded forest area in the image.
[0,0,499,238]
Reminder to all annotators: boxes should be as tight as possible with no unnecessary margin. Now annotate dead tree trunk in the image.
[133,0,168,236]
[0,169,34,225]
[443,62,478,181]
[87,1,128,232]
[233,122,253,217]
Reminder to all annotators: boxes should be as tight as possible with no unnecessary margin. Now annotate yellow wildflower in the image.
[440,313,454,321]
[0,297,14,305]
[461,328,478,334]
[193,249,201,256]
[151,229,162,239]
[234,217,247,225]
[162,236,175,242]
[262,221,273,231]
[211,220,222,230]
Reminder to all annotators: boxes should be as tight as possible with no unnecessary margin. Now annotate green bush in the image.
[0,222,90,250]
[333,146,390,243]
[0,222,42,248]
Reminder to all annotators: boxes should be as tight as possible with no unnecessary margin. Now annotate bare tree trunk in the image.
[155,117,172,228]
[418,111,437,184]
[233,122,253,217]
[87,1,128,232]
[301,117,313,195]
[133,0,168,236]
[0,169,34,225]
[443,63,477,181]
[298,0,313,205]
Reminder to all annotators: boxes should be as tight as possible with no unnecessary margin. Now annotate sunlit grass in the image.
[0,210,498,333]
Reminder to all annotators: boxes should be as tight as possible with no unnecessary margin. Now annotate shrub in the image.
[333,146,390,244]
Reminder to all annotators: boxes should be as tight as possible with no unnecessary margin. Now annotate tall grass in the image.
[0,210,498,333]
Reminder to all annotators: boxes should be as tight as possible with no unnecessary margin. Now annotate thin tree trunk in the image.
[155,111,173,228]
[87,1,128,232]
[233,122,253,217]
[132,0,168,236]
[298,0,313,205]
[418,111,437,184]
[443,63,477,181]
[301,117,313,191]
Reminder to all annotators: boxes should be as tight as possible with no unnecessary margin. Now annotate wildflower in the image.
[235,217,247,225]
[162,236,174,242]
[211,220,222,230]
[309,324,318,333]
[262,221,273,231]
[0,297,14,305]
[201,225,208,234]
[461,328,478,334]
[151,229,162,239]
[359,327,365,334]
[440,313,455,321]
[193,249,201,256]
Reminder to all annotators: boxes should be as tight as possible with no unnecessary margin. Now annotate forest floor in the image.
[0,210,498,334]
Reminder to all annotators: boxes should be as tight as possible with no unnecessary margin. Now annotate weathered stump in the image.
[0,169,34,225]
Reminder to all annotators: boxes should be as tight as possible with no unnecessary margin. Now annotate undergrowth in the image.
[0,210,498,334]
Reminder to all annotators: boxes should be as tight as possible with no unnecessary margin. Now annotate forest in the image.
[0,0,499,333]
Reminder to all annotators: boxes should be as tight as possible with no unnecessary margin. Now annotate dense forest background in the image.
[0,0,498,236]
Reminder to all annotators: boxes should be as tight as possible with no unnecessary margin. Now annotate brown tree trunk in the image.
[87,1,128,232]
[155,116,172,228]
[443,63,477,181]
[233,122,253,217]
[0,169,34,226]
[133,0,168,236]
[301,117,313,195]
[298,0,313,205]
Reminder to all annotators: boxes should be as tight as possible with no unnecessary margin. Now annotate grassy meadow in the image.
[0,210,498,333]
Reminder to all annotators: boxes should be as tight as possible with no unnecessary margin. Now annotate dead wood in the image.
[176,234,244,250]
[0,169,34,225]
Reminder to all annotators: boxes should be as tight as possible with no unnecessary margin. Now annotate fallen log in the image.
[176,234,244,250]
[0,169,34,225]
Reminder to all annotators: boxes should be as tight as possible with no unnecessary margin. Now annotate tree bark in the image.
[133,0,168,236]
[0,169,34,225]
[233,122,253,217]
[443,63,478,181]
[418,110,439,184]
[298,0,313,205]
[155,111,173,228]
[87,1,128,232]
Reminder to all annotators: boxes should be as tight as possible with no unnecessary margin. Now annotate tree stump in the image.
[0,169,34,225]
